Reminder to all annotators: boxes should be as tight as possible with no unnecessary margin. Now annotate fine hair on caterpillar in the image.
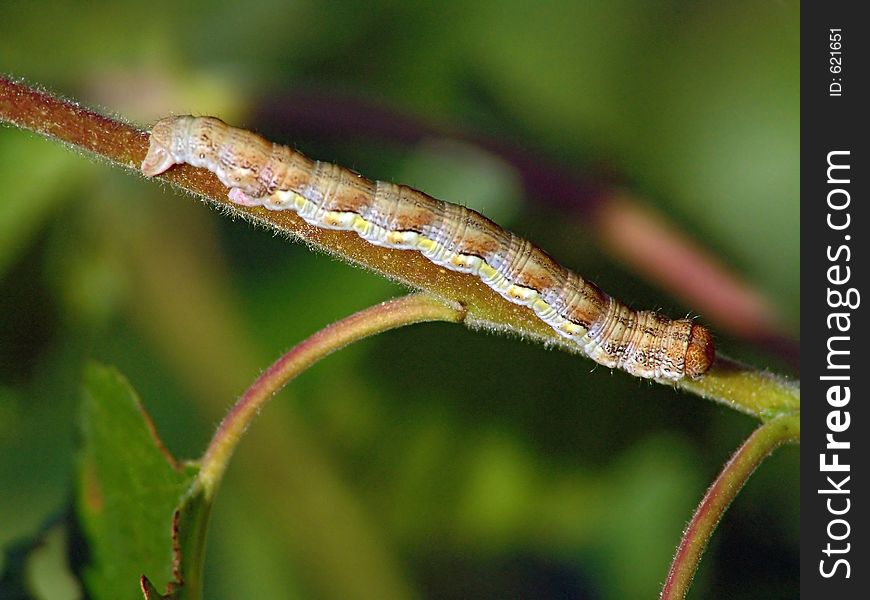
[142,115,715,382]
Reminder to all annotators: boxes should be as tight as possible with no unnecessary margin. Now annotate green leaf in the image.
[75,362,199,600]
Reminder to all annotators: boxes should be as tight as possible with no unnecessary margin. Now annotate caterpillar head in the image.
[683,323,715,379]
[141,115,193,177]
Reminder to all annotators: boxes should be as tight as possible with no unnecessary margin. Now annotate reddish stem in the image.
[198,293,464,496]
[0,74,146,168]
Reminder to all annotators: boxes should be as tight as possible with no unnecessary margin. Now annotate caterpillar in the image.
[142,115,714,382]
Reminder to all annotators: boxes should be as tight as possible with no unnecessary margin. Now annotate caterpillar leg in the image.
[228,188,262,207]
[228,188,291,211]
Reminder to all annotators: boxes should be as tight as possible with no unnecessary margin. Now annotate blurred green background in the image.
[1,1,798,598]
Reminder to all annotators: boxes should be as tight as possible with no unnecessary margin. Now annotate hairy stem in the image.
[198,293,464,496]
[660,413,800,599]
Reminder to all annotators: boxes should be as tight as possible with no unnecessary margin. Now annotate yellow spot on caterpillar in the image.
[559,322,585,335]
[506,285,537,302]
[416,238,437,253]
[477,263,498,281]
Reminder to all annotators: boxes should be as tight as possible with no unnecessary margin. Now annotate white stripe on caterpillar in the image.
[142,115,714,382]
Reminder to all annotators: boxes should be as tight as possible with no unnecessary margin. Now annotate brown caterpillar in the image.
[142,116,714,382]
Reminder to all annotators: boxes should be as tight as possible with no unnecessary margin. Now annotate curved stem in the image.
[198,293,464,497]
[660,413,800,600]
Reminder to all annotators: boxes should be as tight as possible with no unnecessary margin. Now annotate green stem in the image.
[660,413,800,600]
[198,293,464,497]
[679,355,800,419]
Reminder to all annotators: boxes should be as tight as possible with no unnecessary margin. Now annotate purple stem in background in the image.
[252,91,611,216]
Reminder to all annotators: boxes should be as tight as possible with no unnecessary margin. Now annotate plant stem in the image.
[198,293,464,497]
[680,356,800,419]
[0,75,801,419]
[0,74,146,169]
[660,413,800,600]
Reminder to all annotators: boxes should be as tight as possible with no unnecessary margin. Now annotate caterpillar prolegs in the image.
[142,116,714,382]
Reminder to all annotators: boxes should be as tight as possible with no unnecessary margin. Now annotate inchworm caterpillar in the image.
[142,116,714,382]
